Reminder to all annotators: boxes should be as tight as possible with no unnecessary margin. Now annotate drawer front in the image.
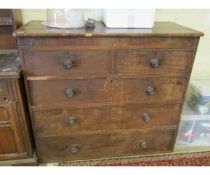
[0,80,11,104]
[24,50,111,76]
[33,104,180,136]
[112,77,187,103]
[115,50,194,76]
[29,78,112,107]
[29,77,186,107]
[36,129,176,162]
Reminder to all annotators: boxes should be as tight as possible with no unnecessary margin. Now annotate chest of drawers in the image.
[14,21,203,163]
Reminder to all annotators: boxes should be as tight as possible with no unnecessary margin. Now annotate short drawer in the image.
[24,50,111,77]
[32,103,181,136]
[114,50,194,76]
[29,77,186,107]
[36,128,176,162]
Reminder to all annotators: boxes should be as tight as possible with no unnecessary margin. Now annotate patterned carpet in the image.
[58,151,210,166]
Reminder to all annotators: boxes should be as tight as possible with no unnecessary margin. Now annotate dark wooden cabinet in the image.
[14,21,203,163]
[0,9,37,166]
[0,9,22,50]
[0,52,37,165]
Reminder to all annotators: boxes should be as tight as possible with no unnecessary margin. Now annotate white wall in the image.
[155,9,210,80]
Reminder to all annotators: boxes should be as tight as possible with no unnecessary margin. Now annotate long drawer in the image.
[32,103,181,136]
[36,128,176,163]
[29,77,186,107]
[24,50,111,77]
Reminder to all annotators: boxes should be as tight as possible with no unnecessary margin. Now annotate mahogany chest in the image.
[14,21,203,163]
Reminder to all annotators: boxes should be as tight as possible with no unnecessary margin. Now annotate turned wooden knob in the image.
[145,86,155,95]
[139,141,147,148]
[69,145,79,153]
[68,117,77,126]
[150,58,160,68]
[65,88,74,98]
[64,60,74,69]
[143,113,151,122]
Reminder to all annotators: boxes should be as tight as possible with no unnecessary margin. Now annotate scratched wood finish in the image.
[14,21,203,163]
[29,78,111,107]
[28,77,186,107]
[36,128,176,162]
[24,49,194,77]
[32,103,180,137]
[24,50,112,77]
[112,77,187,103]
[114,49,194,76]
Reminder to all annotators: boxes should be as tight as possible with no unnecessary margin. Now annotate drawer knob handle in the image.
[150,58,159,68]
[143,113,151,122]
[139,141,147,148]
[145,86,155,95]
[68,117,77,126]
[64,60,74,69]
[65,88,74,98]
[69,145,79,153]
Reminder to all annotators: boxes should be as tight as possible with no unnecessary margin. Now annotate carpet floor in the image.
[58,151,210,166]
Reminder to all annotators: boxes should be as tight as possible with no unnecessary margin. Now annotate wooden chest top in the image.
[14,21,203,38]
